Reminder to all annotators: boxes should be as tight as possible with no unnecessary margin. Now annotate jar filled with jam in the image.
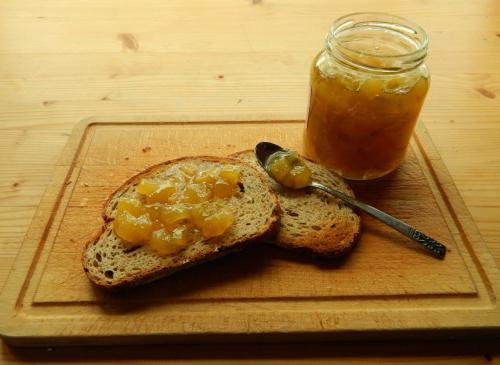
[304,13,430,180]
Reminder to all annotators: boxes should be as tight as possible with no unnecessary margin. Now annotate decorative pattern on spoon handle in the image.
[308,181,447,259]
[407,227,447,259]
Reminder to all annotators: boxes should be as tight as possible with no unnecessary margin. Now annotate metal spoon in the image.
[255,141,447,259]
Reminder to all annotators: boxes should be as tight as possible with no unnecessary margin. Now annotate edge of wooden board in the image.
[413,124,499,303]
[0,117,499,346]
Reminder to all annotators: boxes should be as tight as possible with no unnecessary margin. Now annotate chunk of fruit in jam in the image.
[160,204,191,228]
[267,155,290,182]
[193,168,219,184]
[219,166,241,185]
[136,179,158,196]
[146,182,177,204]
[145,203,162,223]
[212,179,236,199]
[116,198,147,217]
[114,211,153,244]
[171,225,193,246]
[287,164,311,189]
[148,226,192,255]
[190,205,205,229]
[201,211,235,238]
[266,150,311,189]
[191,205,234,238]
[182,183,212,204]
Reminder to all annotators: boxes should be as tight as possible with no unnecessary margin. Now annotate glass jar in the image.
[303,13,430,180]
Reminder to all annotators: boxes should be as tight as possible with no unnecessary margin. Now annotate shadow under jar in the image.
[304,13,430,180]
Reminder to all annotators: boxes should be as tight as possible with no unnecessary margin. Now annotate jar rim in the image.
[327,12,428,73]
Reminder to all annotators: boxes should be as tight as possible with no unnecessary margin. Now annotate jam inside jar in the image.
[304,13,430,180]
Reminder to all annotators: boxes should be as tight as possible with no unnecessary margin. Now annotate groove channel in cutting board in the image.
[32,121,475,304]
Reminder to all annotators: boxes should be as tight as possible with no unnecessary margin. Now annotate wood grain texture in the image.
[34,122,475,304]
[0,119,498,347]
[1,0,499,362]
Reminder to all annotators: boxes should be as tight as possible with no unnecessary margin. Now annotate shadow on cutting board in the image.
[93,243,351,315]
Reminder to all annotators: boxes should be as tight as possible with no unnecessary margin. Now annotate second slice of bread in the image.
[231,150,360,257]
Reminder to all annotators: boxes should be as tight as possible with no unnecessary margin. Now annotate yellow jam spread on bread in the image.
[266,150,312,189]
[113,164,241,255]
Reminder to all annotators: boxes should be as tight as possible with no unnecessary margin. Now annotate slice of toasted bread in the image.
[230,150,360,257]
[83,156,280,289]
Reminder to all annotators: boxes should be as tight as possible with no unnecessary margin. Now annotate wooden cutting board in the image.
[1,117,499,346]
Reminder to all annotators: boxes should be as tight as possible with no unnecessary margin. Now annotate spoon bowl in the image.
[255,141,283,170]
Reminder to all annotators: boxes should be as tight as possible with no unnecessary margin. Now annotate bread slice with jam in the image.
[83,156,280,289]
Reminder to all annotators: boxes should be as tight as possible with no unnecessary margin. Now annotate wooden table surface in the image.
[1,0,499,363]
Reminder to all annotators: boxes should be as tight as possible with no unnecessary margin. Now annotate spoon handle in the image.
[310,181,447,259]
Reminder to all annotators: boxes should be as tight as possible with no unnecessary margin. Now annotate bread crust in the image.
[82,156,280,289]
[230,150,360,258]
